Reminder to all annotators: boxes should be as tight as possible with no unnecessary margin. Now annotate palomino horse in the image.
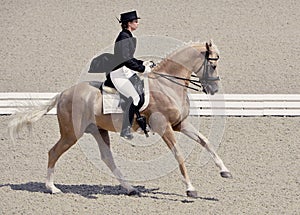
[9,40,232,197]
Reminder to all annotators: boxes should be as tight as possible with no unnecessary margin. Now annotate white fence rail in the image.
[1,93,300,116]
[188,94,300,116]
[0,93,58,115]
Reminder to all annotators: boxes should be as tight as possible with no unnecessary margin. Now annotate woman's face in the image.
[128,19,139,31]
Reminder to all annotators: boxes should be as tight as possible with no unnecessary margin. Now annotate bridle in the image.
[153,49,220,91]
[194,50,220,93]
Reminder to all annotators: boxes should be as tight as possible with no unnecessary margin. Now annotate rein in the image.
[153,51,220,92]
[153,72,203,91]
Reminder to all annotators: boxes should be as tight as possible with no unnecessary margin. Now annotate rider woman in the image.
[110,11,151,139]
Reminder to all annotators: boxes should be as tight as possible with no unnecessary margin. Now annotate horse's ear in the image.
[206,42,210,51]
[209,39,214,46]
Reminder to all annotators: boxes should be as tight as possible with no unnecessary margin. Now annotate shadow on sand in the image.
[0,182,219,203]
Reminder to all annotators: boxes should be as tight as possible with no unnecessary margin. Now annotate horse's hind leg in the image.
[46,106,81,194]
[161,124,198,198]
[45,84,98,194]
[46,133,78,194]
[91,128,139,196]
[179,121,232,178]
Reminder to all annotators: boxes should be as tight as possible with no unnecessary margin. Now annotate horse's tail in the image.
[8,94,60,142]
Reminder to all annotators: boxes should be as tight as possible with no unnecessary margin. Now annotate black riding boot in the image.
[135,111,149,137]
[120,102,135,140]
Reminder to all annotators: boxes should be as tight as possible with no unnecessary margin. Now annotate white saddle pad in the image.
[102,74,150,114]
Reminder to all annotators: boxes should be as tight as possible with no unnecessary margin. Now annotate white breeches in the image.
[110,66,140,106]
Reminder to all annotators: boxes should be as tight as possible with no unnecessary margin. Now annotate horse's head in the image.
[153,40,220,95]
[193,40,220,95]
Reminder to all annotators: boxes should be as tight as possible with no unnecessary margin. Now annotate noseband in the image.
[153,49,220,91]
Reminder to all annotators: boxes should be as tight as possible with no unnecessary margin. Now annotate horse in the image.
[8,40,232,198]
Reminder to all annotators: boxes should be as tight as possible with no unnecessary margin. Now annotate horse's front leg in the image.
[91,128,140,196]
[178,120,232,178]
[161,124,198,198]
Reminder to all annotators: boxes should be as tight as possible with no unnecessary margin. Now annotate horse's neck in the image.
[151,43,206,94]
[151,60,190,101]
[158,45,204,77]
[156,59,191,79]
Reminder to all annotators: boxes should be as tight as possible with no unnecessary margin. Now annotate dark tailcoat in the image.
[114,29,145,72]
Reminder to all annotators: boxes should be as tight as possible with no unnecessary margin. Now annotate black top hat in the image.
[118,11,140,23]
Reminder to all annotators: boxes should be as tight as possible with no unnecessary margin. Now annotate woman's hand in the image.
[143,61,156,68]
[144,66,152,73]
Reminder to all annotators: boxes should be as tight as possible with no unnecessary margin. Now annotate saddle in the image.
[87,53,149,112]
[98,73,150,114]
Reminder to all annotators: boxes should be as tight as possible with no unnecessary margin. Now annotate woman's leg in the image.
[110,68,140,106]
[110,68,140,139]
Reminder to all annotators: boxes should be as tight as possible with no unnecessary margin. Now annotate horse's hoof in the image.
[186,190,198,198]
[47,187,62,194]
[46,183,62,194]
[49,186,62,194]
[51,188,62,194]
[220,171,233,179]
[128,189,141,197]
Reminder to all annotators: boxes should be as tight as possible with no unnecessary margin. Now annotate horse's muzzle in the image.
[203,84,218,95]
